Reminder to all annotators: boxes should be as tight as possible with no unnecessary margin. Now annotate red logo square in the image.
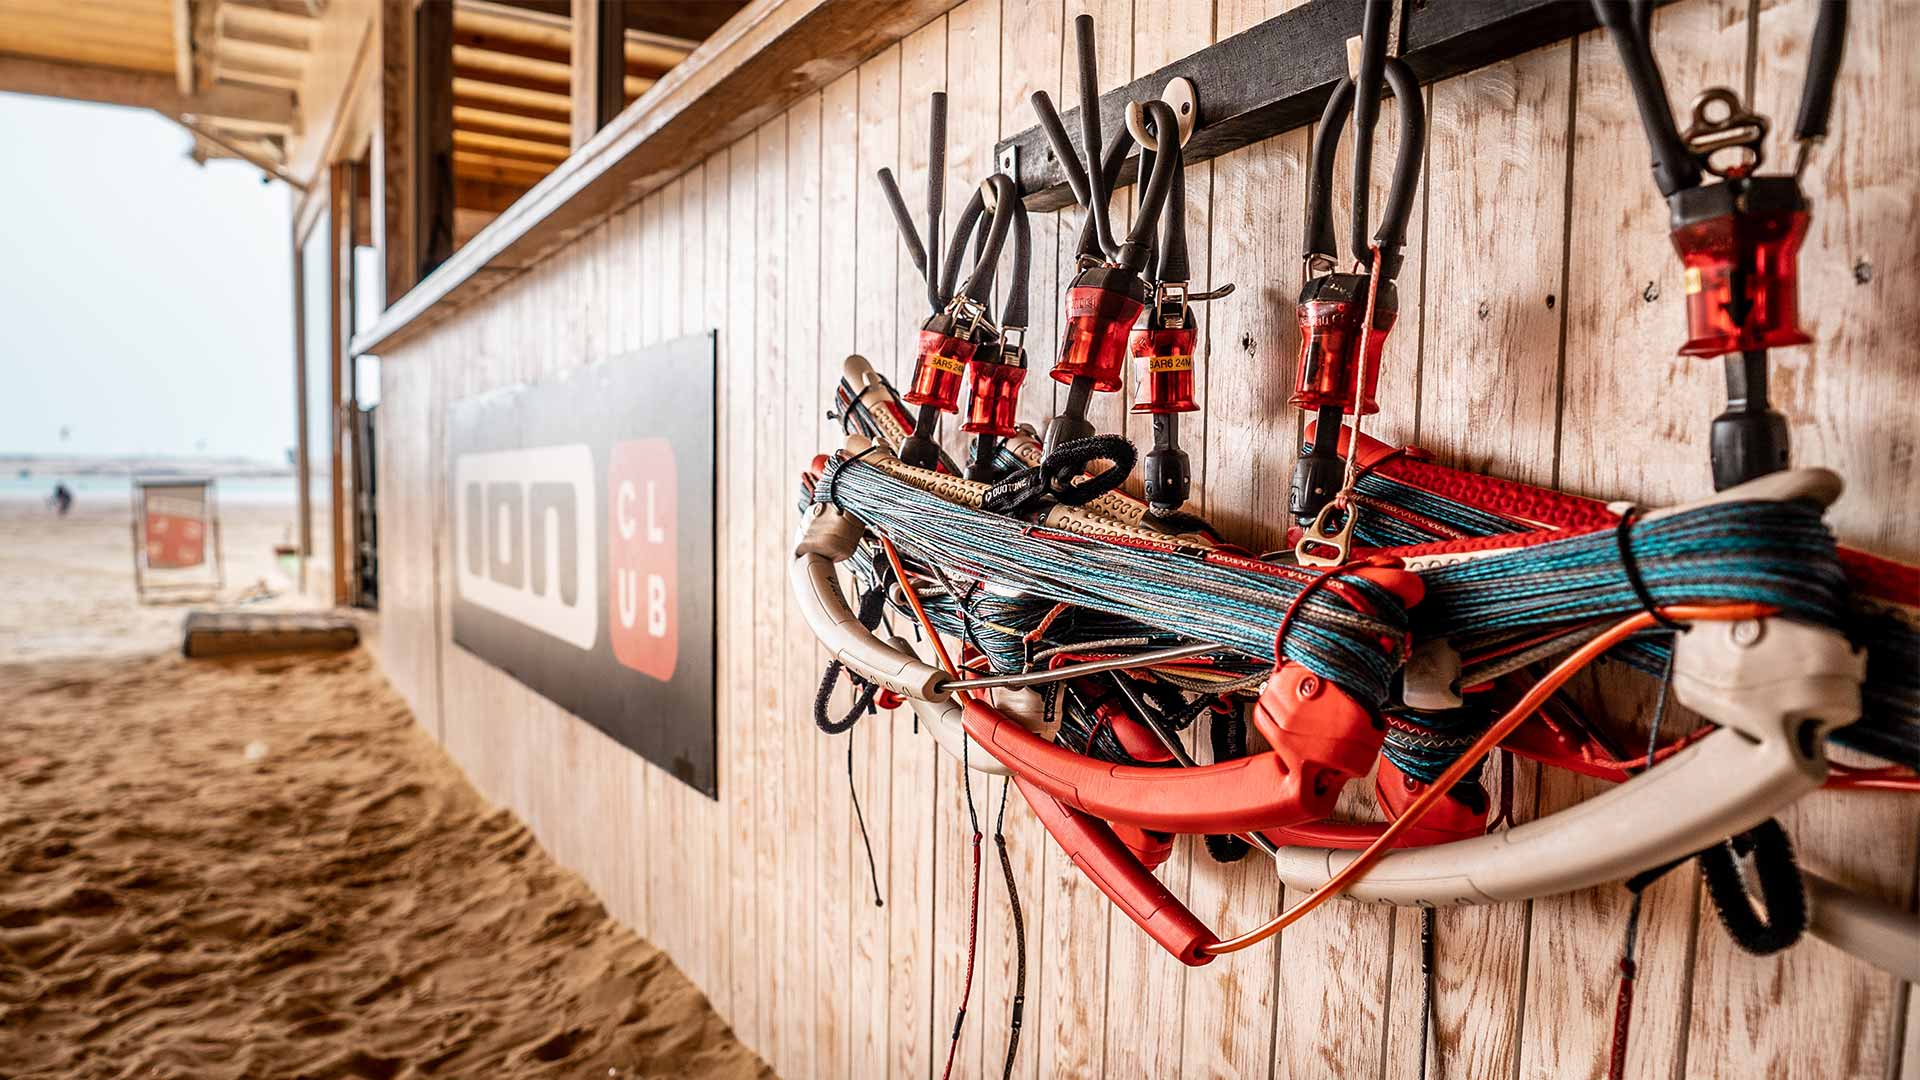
[146,512,206,569]
[607,439,677,679]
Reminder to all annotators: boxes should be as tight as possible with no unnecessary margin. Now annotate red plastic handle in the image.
[1012,775,1218,966]
[962,698,1322,834]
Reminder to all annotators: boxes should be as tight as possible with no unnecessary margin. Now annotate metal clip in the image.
[999,325,1027,367]
[947,294,990,339]
[1683,87,1770,178]
[1156,281,1189,328]
[1293,501,1355,566]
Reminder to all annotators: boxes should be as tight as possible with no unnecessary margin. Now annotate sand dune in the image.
[0,643,769,1077]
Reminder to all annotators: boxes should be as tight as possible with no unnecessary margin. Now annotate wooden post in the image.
[168,0,194,95]
[376,0,412,305]
[290,216,311,592]
[413,0,455,281]
[570,0,625,149]
[330,160,355,607]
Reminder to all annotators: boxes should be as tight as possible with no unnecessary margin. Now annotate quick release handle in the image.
[991,174,1033,330]
[1152,109,1190,284]
[1029,90,1093,209]
[955,177,1017,305]
[1591,0,1702,197]
[927,92,948,310]
[1371,59,1425,277]
[1304,80,1354,267]
[1348,0,1392,259]
[876,168,932,302]
[1793,0,1846,145]
[1076,14,1121,261]
[1117,102,1182,274]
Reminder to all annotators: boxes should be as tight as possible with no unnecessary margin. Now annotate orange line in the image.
[1201,602,1776,956]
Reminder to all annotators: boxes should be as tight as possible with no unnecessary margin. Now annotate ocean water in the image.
[0,474,299,506]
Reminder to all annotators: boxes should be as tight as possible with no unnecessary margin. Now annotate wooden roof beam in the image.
[223,0,323,16]
[452,84,569,124]
[218,15,312,55]
[454,128,567,165]
[454,176,532,214]
[220,2,316,40]
[212,61,302,91]
[0,55,297,127]
[451,104,569,144]
[170,0,195,93]
[219,37,308,76]
[451,150,552,185]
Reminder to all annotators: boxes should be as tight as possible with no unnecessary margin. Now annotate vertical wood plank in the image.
[412,0,453,279]
[1097,4,1213,1076]
[568,0,623,148]
[1679,0,1920,1074]
[781,92,825,1080]
[1028,6,1134,1080]
[637,182,683,976]
[851,44,902,1080]
[973,3,1065,1078]
[699,148,735,1021]
[930,3,999,1076]
[1524,5,1749,1078]
[723,134,762,1053]
[751,113,791,1069]
[1378,40,1574,1080]
[815,67,863,1080]
[892,21,948,1080]
[1263,9,1424,1080]
[1184,0,1298,1073]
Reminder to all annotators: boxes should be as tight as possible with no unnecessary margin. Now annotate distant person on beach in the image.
[50,483,73,516]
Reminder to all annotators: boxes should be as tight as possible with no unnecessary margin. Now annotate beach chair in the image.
[131,477,224,602]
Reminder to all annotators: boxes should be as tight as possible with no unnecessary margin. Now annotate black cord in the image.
[1614,508,1686,632]
[849,738,884,908]
[994,778,1027,1080]
[813,585,891,735]
[820,444,882,510]
[1418,907,1436,1080]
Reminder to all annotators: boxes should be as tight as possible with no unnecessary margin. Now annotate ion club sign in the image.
[448,333,717,796]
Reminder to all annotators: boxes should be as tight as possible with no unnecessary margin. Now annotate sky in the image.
[0,94,297,464]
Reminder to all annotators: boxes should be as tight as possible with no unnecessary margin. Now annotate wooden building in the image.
[5,0,1914,1075]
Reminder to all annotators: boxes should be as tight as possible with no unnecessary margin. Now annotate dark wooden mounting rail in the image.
[996,0,1678,212]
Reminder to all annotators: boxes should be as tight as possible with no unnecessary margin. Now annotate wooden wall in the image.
[373,0,1920,1075]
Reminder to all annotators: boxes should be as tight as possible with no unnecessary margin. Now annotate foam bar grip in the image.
[1013,775,1217,966]
[1271,726,1820,906]
[905,693,1010,777]
[789,553,945,701]
[1803,873,1920,984]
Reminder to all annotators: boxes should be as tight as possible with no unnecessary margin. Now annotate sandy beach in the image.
[0,493,299,661]
[0,496,769,1078]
